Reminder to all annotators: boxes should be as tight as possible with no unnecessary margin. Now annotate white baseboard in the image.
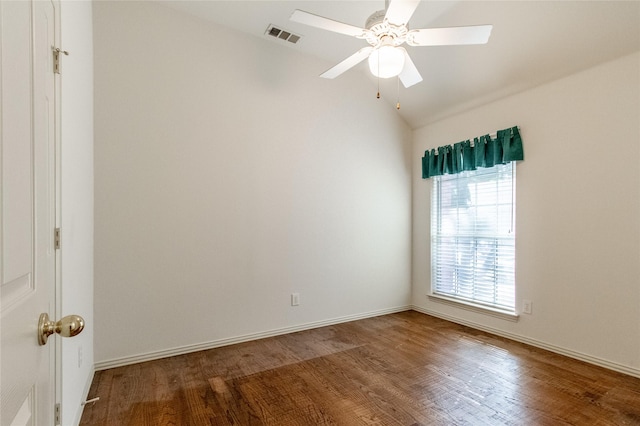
[411,305,640,379]
[94,305,412,371]
[94,305,640,379]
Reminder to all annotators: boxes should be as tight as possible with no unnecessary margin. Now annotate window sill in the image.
[427,294,519,322]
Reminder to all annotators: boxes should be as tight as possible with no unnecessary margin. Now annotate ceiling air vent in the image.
[265,25,301,44]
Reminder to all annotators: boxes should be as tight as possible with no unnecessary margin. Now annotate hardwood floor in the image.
[80,311,640,425]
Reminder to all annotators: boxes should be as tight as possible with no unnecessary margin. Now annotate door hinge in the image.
[54,228,61,250]
[52,47,69,74]
[55,403,61,425]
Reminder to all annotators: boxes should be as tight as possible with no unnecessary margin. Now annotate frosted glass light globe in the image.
[368,46,405,78]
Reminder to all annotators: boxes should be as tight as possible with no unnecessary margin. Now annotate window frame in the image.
[429,162,518,320]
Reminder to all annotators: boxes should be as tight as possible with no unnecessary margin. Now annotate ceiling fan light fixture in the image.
[368,45,405,78]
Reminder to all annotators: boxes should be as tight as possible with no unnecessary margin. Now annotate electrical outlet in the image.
[291,293,300,306]
[523,299,532,315]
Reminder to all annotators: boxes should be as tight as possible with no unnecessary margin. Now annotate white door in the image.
[1,1,58,425]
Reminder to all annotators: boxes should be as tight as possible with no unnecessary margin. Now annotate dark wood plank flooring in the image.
[80,311,640,425]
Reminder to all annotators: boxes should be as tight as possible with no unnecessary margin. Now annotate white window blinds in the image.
[431,162,515,311]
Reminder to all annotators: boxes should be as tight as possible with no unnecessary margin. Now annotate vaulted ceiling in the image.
[164,1,640,129]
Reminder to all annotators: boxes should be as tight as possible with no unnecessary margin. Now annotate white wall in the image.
[60,1,94,424]
[412,52,640,376]
[93,1,412,366]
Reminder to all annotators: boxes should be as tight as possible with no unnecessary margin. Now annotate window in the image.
[431,162,515,312]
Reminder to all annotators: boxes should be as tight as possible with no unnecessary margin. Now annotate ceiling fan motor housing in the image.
[365,10,386,29]
[364,9,409,47]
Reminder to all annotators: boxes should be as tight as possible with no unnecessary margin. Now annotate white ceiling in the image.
[164,1,640,129]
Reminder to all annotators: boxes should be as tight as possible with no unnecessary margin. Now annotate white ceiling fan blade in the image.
[384,0,420,26]
[290,9,366,37]
[320,47,374,79]
[398,48,423,88]
[407,25,493,46]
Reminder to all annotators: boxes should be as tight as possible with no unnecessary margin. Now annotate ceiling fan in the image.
[290,0,492,88]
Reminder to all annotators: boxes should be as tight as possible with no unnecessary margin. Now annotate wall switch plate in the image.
[523,299,533,314]
[291,293,300,306]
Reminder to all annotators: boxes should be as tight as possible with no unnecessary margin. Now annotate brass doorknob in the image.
[38,313,85,346]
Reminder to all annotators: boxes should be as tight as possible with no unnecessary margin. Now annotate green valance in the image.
[422,126,523,179]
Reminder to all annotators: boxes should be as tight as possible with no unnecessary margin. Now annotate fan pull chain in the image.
[376,53,381,99]
[396,76,400,109]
